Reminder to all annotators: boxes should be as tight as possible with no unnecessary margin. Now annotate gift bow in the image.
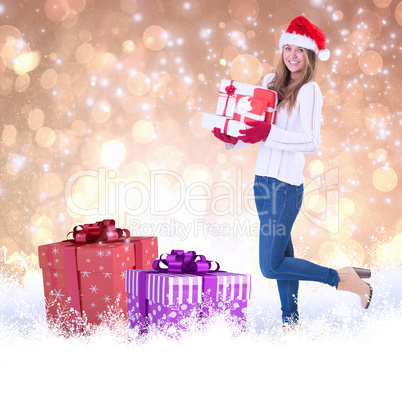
[225,83,237,96]
[152,250,220,274]
[68,219,130,243]
[235,96,253,114]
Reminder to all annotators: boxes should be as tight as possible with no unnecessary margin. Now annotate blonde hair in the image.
[267,48,317,112]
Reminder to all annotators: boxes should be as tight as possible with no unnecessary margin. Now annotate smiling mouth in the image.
[288,61,299,64]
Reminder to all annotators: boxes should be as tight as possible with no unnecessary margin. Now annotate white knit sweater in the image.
[226,73,323,186]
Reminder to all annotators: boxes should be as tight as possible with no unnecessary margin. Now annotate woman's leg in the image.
[254,175,371,315]
[277,237,300,324]
[255,175,339,286]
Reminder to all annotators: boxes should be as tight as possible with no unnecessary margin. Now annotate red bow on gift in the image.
[225,83,237,96]
[68,219,130,243]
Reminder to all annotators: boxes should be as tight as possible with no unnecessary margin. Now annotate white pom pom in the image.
[319,49,330,61]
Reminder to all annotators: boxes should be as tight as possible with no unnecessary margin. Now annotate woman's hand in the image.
[212,127,238,145]
[238,121,271,144]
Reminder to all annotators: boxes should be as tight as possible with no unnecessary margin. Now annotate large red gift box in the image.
[38,222,157,331]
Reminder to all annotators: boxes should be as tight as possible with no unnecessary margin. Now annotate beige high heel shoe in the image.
[337,267,373,309]
[353,267,371,279]
[282,321,302,334]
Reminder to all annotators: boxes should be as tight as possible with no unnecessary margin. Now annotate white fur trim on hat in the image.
[279,32,319,53]
[318,48,330,61]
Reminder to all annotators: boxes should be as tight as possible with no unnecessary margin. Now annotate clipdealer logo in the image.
[127,217,286,241]
[64,167,257,218]
[64,167,340,238]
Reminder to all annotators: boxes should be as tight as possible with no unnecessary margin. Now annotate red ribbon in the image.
[68,219,130,243]
[219,80,237,116]
[44,242,82,331]
[223,118,230,135]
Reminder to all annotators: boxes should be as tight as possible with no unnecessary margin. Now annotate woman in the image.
[213,16,373,329]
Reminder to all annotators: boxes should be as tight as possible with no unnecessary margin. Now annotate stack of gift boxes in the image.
[202,78,278,137]
[38,221,251,335]
[37,78,265,335]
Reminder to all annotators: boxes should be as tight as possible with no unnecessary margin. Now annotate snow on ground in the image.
[1,268,401,402]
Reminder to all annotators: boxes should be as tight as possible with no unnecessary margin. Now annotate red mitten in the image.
[212,127,238,145]
[237,121,271,144]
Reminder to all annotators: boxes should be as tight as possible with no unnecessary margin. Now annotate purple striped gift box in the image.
[126,270,203,305]
[125,269,252,333]
[207,271,251,302]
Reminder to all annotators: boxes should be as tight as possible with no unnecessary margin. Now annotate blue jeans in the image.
[253,175,339,325]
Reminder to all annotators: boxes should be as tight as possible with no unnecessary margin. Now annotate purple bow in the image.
[152,250,219,274]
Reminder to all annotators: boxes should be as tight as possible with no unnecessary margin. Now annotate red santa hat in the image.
[279,16,330,61]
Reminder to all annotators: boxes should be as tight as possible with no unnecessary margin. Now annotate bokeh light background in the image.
[1,0,401,276]
[1,2,402,400]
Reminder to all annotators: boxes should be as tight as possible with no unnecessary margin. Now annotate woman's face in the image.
[282,44,305,79]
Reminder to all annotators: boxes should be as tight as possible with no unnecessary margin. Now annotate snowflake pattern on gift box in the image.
[127,295,248,337]
[44,291,88,335]
[52,288,64,302]
[75,242,136,323]
[44,290,127,337]
[39,238,154,329]
[90,285,99,293]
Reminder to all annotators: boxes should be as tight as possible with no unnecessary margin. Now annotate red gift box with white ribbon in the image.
[233,95,268,124]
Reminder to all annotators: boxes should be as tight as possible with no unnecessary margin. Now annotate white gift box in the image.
[201,113,250,138]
